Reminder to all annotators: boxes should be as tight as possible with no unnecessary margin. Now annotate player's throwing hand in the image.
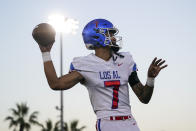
[148,57,168,78]
[32,23,56,52]
[38,44,54,52]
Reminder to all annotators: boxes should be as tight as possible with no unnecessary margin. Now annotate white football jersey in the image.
[69,52,137,119]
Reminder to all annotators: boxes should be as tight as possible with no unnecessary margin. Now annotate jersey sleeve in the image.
[69,57,84,73]
[69,55,98,86]
[69,57,86,85]
[121,52,138,76]
[69,62,77,72]
[128,54,138,76]
[69,54,100,72]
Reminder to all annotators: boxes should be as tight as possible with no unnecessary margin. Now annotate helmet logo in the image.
[95,21,99,28]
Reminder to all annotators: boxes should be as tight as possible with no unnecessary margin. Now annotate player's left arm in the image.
[129,57,167,104]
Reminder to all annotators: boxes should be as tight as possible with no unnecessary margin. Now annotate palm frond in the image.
[70,120,79,130]
[53,120,60,131]
[70,120,86,131]
[37,123,44,128]
[4,116,18,128]
[16,103,22,116]
[29,111,39,124]
[46,119,53,131]
[63,122,68,131]
[20,102,29,117]
[5,116,14,121]
[78,126,86,131]
[24,122,31,131]
[9,108,19,117]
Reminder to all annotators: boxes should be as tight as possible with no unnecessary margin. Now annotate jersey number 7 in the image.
[104,80,120,109]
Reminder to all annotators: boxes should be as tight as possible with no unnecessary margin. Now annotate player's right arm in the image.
[32,24,84,90]
[39,44,84,90]
[43,61,84,90]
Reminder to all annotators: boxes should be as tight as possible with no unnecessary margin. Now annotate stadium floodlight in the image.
[48,14,79,34]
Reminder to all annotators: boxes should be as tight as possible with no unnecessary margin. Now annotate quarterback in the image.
[35,19,167,131]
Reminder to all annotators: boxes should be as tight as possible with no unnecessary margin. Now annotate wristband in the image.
[42,52,51,62]
[146,77,155,87]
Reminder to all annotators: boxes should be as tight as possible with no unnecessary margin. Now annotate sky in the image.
[0,0,196,131]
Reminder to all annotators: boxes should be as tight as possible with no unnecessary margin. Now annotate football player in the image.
[37,19,167,131]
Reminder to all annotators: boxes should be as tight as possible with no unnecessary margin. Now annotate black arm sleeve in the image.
[128,71,140,87]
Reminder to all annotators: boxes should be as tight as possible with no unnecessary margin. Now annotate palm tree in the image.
[40,119,85,131]
[5,102,40,131]
[69,120,86,131]
[40,119,68,131]
[40,119,53,131]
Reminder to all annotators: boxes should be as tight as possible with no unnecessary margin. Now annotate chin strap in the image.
[111,46,120,53]
[111,48,124,62]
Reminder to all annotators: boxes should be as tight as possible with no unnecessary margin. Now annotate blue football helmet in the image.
[82,19,122,50]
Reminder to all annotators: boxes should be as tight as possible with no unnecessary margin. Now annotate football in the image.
[32,23,56,46]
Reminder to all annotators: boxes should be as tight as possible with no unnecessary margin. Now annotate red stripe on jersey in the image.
[113,90,118,94]
[104,81,120,87]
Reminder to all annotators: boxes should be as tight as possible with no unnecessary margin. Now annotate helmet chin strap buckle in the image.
[111,46,120,53]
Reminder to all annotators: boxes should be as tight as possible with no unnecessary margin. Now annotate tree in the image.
[39,119,85,131]
[40,119,68,131]
[5,102,40,131]
[69,120,86,131]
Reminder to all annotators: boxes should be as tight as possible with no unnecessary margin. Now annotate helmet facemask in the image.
[98,27,123,51]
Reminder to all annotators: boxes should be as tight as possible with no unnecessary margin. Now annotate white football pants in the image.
[96,116,140,131]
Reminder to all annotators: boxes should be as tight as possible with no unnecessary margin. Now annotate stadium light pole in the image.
[48,14,79,131]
